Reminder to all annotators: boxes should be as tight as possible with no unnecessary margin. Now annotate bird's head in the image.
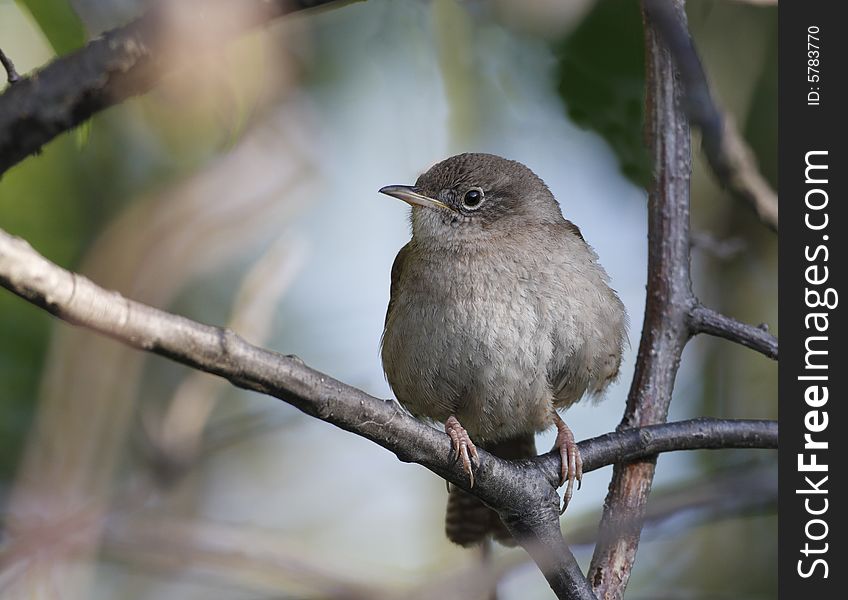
[379,153,563,244]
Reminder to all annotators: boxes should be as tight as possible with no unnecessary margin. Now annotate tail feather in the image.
[444,434,536,547]
[445,486,494,546]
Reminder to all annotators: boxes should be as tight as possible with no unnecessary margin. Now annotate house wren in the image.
[379,153,626,546]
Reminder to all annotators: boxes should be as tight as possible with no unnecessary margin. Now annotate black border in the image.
[779,2,845,595]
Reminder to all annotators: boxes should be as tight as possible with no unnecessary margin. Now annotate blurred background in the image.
[0,0,777,598]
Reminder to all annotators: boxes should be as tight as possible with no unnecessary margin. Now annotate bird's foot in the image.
[552,413,583,514]
[445,416,480,488]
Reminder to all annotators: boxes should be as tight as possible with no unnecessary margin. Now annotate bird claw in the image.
[553,414,583,515]
[446,416,479,488]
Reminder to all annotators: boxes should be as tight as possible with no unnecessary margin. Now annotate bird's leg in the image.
[445,416,480,488]
[552,412,583,514]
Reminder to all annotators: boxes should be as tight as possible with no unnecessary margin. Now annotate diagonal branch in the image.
[0,224,778,599]
[643,0,778,231]
[0,0,355,176]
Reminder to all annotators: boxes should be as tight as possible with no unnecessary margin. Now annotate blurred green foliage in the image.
[0,136,90,476]
[14,0,90,144]
[14,0,86,55]
[553,0,651,187]
[0,11,278,479]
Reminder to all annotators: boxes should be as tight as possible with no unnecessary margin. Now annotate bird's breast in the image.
[381,249,557,441]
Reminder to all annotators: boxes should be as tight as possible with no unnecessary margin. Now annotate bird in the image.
[379,153,626,547]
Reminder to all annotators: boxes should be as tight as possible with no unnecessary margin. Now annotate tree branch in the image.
[0,224,777,599]
[689,304,778,359]
[587,5,778,597]
[643,0,778,231]
[0,0,354,176]
[588,2,694,597]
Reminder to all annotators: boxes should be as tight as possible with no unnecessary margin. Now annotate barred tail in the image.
[444,434,536,547]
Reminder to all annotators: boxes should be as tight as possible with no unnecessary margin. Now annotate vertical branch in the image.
[587,1,693,598]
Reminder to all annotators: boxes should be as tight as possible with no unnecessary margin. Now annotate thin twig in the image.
[576,419,776,474]
[0,48,20,85]
[689,304,778,359]
[643,0,778,231]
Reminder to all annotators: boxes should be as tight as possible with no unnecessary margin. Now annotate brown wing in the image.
[547,221,625,407]
[385,242,412,327]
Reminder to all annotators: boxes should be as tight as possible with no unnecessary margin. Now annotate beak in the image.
[378,185,451,211]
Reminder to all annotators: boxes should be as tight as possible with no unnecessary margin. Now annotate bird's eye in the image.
[462,188,485,210]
